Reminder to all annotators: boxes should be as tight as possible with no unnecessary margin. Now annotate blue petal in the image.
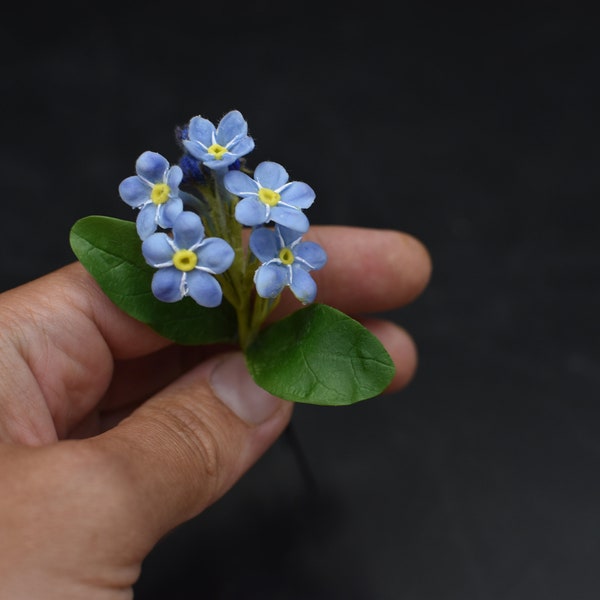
[159,197,183,228]
[182,140,209,161]
[136,204,158,240]
[186,270,223,307]
[172,211,204,249]
[235,197,269,226]
[294,241,327,270]
[279,181,315,209]
[223,170,258,196]
[202,155,238,170]
[196,238,235,274]
[166,165,183,189]
[119,176,150,207]
[151,267,184,302]
[254,161,289,189]
[216,110,248,144]
[187,115,215,147]
[229,136,255,157]
[254,263,288,298]
[136,151,169,184]
[290,266,317,304]
[249,227,279,262]
[276,225,304,247]
[270,205,310,232]
[141,232,174,266]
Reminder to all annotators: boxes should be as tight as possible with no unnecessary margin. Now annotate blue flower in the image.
[182,110,255,171]
[178,152,205,184]
[141,211,234,307]
[249,225,327,304]
[224,161,315,233]
[118,151,184,240]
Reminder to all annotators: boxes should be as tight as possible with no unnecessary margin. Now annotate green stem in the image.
[192,171,279,350]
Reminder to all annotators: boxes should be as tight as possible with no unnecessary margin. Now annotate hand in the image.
[0,225,431,599]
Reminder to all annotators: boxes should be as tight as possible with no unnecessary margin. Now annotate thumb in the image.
[92,351,293,548]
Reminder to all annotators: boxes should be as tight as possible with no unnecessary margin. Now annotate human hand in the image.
[0,225,431,599]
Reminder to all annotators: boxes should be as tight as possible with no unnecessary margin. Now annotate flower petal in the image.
[186,270,223,307]
[187,115,215,147]
[216,110,248,144]
[249,227,279,262]
[182,140,209,161]
[254,263,288,298]
[166,165,183,189]
[172,211,204,249]
[159,197,184,228]
[294,241,327,270]
[196,238,235,274]
[223,170,258,196]
[229,136,255,157]
[141,232,174,266]
[270,205,310,232]
[136,204,158,240]
[136,151,169,184]
[290,266,317,304]
[119,176,150,208]
[254,161,289,189]
[276,225,304,247]
[279,181,315,209]
[151,267,184,302]
[202,155,238,170]
[235,197,269,227]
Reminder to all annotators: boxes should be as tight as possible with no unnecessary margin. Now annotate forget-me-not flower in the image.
[118,151,184,240]
[182,110,254,171]
[249,224,327,304]
[141,211,234,307]
[225,161,315,233]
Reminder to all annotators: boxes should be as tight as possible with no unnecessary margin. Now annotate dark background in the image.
[2,4,599,599]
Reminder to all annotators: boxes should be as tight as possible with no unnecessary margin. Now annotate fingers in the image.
[315,226,432,310]
[0,357,289,593]
[95,318,417,416]
[357,317,418,393]
[98,342,232,412]
[0,225,429,442]
[293,225,431,316]
[32,225,429,361]
[81,319,417,553]
[0,266,172,443]
[90,352,293,550]
[1,225,430,363]
[0,319,418,588]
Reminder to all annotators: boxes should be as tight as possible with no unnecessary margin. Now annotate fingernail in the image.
[210,353,283,425]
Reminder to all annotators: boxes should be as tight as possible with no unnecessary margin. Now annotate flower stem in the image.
[193,173,279,350]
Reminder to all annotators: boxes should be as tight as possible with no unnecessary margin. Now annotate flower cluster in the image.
[118,110,327,346]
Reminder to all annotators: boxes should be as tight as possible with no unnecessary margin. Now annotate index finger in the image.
[273,225,432,319]
[2,225,431,362]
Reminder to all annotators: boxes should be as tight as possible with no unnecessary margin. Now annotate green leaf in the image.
[245,303,395,405]
[69,215,237,345]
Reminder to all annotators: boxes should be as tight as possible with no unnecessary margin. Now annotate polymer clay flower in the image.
[249,224,327,304]
[141,211,234,307]
[118,151,184,240]
[182,109,254,170]
[225,161,314,233]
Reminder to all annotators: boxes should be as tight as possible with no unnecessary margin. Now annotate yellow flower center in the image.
[173,249,198,271]
[207,143,228,160]
[278,248,294,265]
[258,187,281,207]
[151,183,170,205]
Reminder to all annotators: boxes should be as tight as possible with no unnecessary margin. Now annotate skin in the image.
[0,225,431,599]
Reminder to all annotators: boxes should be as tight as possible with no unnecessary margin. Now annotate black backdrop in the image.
[1,4,599,599]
